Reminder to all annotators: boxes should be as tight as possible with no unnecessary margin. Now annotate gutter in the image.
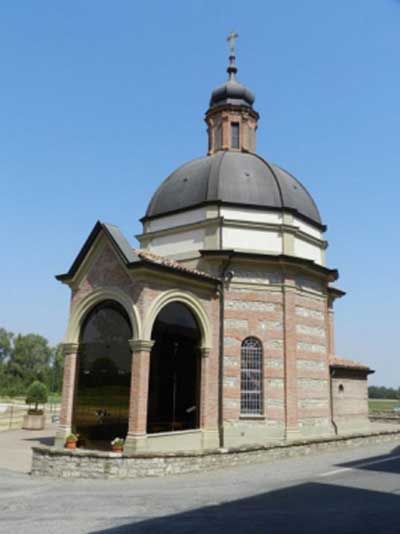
[218,252,234,449]
[329,367,338,435]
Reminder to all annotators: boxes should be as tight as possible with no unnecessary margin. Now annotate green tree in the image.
[26,381,48,413]
[8,333,52,387]
[0,327,13,364]
[50,343,64,393]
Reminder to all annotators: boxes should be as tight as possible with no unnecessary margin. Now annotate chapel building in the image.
[55,42,373,453]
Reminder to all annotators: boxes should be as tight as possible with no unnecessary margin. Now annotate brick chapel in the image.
[55,39,373,453]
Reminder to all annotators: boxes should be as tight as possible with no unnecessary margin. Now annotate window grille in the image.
[240,337,263,415]
[231,122,240,149]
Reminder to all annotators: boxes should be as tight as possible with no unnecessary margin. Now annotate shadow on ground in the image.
[90,481,400,534]
[23,435,55,446]
[336,445,400,474]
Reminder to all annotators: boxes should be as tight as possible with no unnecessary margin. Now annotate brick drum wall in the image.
[223,286,285,445]
[220,268,335,447]
[294,293,332,437]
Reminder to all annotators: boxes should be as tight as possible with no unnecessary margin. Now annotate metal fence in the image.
[0,402,60,431]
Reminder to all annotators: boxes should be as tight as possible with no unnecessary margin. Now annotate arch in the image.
[65,287,141,344]
[147,301,202,433]
[240,336,263,416]
[74,299,133,448]
[143,290,212,349]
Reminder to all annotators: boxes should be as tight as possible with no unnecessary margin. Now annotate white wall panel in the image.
[148,229,205,256]
[147,208,207,232]
[221,207,282,224]
[294,237,322,264]
[222,227,282,253]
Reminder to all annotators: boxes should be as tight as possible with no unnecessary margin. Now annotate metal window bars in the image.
[240,337,263,415]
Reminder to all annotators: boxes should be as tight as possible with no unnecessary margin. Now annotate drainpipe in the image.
[329,367,338,435]
[218,253,234,449]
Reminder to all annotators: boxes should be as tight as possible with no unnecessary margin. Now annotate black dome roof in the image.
[210,79,255,109]
[144,151,323,227]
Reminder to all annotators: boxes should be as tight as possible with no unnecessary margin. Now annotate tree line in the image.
[0,327,63,397]
[368,386,400,399]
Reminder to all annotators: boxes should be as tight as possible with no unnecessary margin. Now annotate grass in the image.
[369,398,400,413]
[0,394,61,404]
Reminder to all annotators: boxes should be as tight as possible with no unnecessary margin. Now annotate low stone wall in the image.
[31,428,400,479]
[370,414,400,424]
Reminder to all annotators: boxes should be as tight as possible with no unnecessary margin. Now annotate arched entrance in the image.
[74,300,132,449]
[147,302,201,434]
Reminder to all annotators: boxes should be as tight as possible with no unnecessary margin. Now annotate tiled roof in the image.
[329,356,372,372]
[132,248,219,282]
[56,221,220,284]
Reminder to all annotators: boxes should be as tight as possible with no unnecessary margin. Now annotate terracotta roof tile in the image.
[329,355,372,372]
[132,248,219,281]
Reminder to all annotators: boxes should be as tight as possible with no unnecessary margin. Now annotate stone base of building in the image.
[32,428,400,479]
[124,429,220,454]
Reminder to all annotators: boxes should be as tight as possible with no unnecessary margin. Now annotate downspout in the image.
[329,367,338,435]
[218,252,234,449]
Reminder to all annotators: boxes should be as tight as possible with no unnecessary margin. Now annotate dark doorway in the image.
[147,302,201,434]
[74,300,132,449]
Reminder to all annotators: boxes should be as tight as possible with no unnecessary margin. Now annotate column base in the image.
[54,425,72,449]
[201,429,220,450]
[285,428,301,442]
[124,433,148,454]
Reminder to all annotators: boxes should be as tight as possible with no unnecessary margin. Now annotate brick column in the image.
[124,339,154,453]
[283,280,300,440]
[54,342,79,448]
[199,345,219,449]
[199,346,211,427]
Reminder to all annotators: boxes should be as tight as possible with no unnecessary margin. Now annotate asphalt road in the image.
[1,440,400,534]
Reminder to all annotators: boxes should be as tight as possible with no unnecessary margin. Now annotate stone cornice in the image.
[200,249,338,282]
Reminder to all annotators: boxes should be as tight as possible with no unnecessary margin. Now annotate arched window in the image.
[74,300,132,448]
[240,337,263,415]
[148,302,201,433]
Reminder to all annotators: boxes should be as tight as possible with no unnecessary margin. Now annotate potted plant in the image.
[23,381,48,430]
[65,433,79,449]
[111,437,124,452]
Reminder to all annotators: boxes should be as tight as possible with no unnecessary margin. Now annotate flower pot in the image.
[65,441,77,449]
[112,447,123,453]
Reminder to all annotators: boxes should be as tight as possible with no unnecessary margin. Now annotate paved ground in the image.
[0,423,57,473]
[1,437,400,533]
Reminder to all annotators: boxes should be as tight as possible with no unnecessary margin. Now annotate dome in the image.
[210,79,255,109]
[144,151,323,227]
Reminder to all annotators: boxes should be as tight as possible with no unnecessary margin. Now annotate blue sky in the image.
[1,1,399,386]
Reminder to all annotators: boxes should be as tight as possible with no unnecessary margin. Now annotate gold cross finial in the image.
[227,31,239,56]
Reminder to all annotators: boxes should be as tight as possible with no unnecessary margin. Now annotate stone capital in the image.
[61,342,80,356]
[200,346,212,358]
[129,339,155,353]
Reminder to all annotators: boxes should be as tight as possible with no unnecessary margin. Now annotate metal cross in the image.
[226,31,239,55]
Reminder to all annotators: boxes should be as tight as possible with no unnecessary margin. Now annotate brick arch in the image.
[65,287,141,343]
[143,290,212,351]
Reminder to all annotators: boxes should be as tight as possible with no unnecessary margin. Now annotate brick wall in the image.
[332,370,370,432]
